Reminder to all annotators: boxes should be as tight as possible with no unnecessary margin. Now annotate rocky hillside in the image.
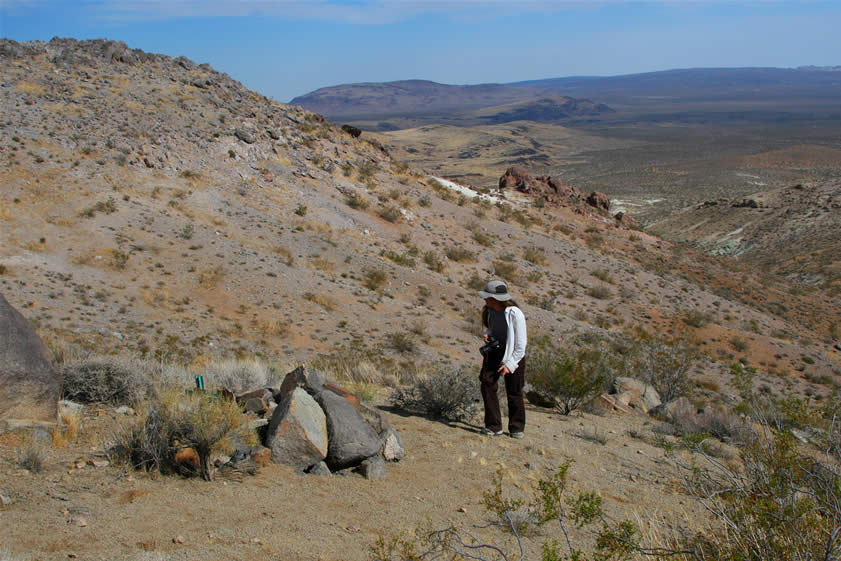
[648,177,841,289]
[1,37,839,399]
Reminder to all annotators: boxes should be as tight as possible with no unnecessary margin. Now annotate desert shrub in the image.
[202,358,278,394]
[683,429,841,561]
[492,259,518,281]
[61,356,172,405]
[422,250,445,273]
[357,160,378,182]
[377,205,402,223]
[110,249,129,270]
[681,309,713,328]
[386,332,416,354]
[591,269,615,284]
[446,246,475,263]
[529,343,611,415]
[373,461,648,561]
[16,434,49,473]
[633,338,697,402]
[345,193,370,210]
[363,268,387,291]
[586,285,613,300]
[391,367,480,421]
[382,249,415,268]
[523,246,546,265]
[111,388,257,481]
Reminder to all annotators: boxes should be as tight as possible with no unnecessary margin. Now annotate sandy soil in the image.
[0,398,707,561]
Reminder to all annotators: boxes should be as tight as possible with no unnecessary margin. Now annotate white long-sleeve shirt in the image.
[484,306,527,372]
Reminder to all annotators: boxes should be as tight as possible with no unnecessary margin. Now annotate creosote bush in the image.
[529,340,612,415]
[372,461,652,561]
[391,367,480,422]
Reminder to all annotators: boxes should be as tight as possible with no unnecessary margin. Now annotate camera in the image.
[480,336,501,357]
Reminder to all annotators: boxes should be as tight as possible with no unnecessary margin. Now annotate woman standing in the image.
[478,280,527,438]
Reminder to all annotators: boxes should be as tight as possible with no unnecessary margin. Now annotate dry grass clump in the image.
[61,356,177,405]
[110,388,257,481]
[16,433,49,473]
[446,246,476,263]
[201,358,279,394]
[391,367,480,422]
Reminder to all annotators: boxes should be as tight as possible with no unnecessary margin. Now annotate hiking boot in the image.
[509,432,525,439]
[481,428,504,436]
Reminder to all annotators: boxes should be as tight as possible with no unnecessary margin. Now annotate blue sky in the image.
[2,1,839,102]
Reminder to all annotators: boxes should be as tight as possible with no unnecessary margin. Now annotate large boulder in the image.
[276,366,324,402]
[0,293,60,426]
[316,390,381,470]
[264,388,328,469]
[586,191,610,212]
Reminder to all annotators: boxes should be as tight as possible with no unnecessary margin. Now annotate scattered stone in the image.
[172,536,185,544]
[355,455,386,479]
[250,445,271,467]
[380,427,405,461]
[650,397,696,425]
[234,129,255,144]
[86,459,109,468]
[613,377,646,400]
[305,461,332,477]
[114,406,135,416]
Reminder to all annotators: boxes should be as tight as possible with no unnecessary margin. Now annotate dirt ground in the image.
[0,399,709,561]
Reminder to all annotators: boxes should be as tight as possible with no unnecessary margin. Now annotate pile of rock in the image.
[238,366,404,479]
[594,377,663,416]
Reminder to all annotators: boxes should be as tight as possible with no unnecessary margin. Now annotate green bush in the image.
[632,338,696,402]
[529,343,610,415]
[377,205,402,223]
[684,429,841,561]
[422,250,445,273]
[363,268,388,291]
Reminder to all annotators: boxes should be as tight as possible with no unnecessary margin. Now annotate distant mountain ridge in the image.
[289,79,614,122]
[292,66,841,125]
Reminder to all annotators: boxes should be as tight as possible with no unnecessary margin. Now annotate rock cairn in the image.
[241,366,404,478]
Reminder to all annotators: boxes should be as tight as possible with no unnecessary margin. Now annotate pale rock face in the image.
[264,388,328,469]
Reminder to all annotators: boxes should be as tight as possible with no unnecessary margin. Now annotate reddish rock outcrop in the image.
[586,191,611,212]
[498,166,583,205]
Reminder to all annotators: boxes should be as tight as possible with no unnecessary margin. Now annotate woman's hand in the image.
[497,364,510,376]
[483,334,489,343]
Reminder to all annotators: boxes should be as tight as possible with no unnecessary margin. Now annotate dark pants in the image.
[479,357,526,433]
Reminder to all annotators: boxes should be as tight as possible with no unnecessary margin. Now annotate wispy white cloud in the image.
[0,0,697,24]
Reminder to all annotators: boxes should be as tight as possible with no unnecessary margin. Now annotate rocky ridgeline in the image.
[0,37,364,179]
[498,165,638,229]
